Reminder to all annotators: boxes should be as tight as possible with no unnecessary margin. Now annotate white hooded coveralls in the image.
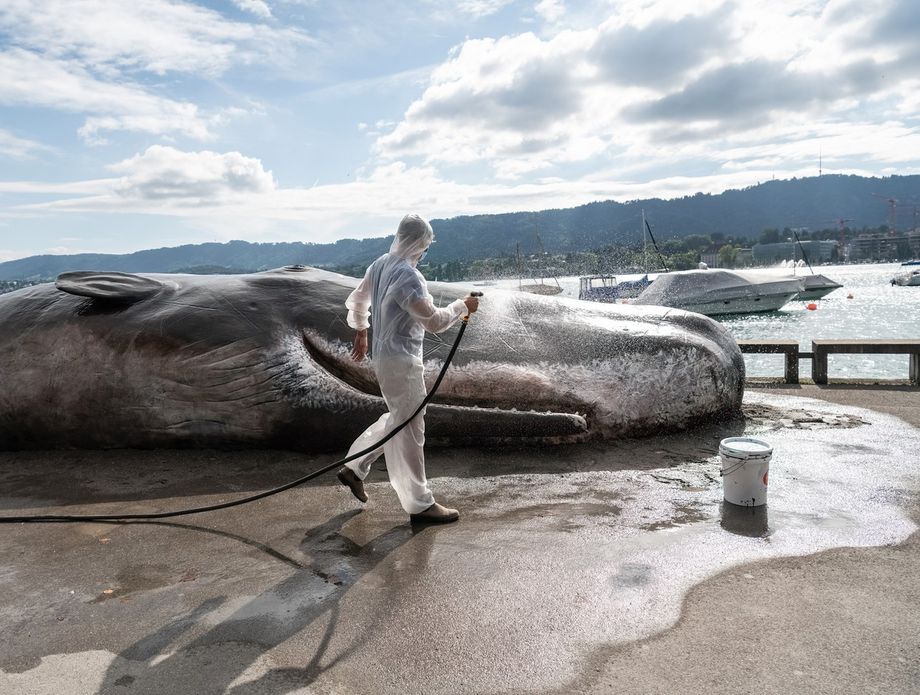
[344,221,467,514]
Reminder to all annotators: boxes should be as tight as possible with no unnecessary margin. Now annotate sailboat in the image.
[578,210,665,302]
[518,230,563,296]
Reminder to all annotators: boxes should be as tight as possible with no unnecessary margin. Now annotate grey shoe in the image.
[337,467,368,503]
[410,502,460,524]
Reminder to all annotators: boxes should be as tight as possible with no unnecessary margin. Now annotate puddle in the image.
[429,391,920,646]
[90,565,173,603]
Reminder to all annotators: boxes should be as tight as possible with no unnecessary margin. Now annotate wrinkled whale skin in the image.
[0,267,744,451]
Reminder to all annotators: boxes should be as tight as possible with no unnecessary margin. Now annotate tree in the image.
[683,234,711,251]
[717,244,738,268]
[759,228,781,244]
[661,238,687,254]
[667,252,700,270]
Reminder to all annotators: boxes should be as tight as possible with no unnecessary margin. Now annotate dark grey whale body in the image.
[0,266,744,451]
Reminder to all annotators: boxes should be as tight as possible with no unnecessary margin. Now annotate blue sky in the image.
[1,0,919,261]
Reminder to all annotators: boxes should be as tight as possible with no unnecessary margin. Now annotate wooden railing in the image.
[737,339,920,385]
[736,340,800,383]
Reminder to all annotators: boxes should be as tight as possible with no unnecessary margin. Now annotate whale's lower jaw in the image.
[0,407,589,452]
[299,329,744,444]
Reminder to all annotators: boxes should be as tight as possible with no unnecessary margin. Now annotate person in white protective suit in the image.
[336,214,479,523]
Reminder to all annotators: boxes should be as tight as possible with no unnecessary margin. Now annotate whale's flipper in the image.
[56,271,165,302]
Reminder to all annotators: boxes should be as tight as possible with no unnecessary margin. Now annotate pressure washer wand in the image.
[0,292,484,524]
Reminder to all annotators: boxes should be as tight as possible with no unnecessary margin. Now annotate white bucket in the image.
[719,437,772,507]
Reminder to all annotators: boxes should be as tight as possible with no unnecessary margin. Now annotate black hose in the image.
[0,314,475,524]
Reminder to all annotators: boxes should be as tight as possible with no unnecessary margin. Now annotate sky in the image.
[0,0,919,262]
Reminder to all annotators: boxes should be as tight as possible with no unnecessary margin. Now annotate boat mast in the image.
[642,208,647,271]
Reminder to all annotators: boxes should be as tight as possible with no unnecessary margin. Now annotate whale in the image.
[0,266,744,451]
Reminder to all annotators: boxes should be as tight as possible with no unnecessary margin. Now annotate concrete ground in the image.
[0,385,918,694]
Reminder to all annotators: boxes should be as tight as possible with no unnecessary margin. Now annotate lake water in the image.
[473,263,919,381]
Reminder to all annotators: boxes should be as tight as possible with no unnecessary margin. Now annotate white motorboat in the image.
[740,270,840,300]
[892,268,920,286]
[782,231,841,299]
[632,269,804,316]
[794,273,842,300]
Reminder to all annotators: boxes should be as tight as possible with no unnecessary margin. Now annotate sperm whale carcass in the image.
[0,266,744,451]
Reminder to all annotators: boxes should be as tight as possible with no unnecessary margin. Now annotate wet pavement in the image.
[0,389,918,694]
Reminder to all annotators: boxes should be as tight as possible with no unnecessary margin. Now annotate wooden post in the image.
[784,351,799,384]
[812,342,828,384]
[736,340,801,384]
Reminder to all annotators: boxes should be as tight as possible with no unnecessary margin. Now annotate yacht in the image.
[892,268,920,286]
[794,273,842,300]
[782,232,842,299]
[632,269,804,316]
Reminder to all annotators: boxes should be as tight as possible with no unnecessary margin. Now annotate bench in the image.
[736,340,800,384]
[812,340,920,385]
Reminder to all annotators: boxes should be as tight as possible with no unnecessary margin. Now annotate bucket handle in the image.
[719,461,747,477]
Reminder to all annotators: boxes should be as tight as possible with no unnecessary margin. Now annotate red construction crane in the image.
[871,193,898,233]
[825,217,854,251]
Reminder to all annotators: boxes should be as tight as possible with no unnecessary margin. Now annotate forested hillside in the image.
[1,174,916,280]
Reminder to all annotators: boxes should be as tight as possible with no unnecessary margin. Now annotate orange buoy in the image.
[806,302,818,311]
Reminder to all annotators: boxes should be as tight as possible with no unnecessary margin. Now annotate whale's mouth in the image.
[300,330,382,397]
[299,329,583,412]
[300,330,589,441]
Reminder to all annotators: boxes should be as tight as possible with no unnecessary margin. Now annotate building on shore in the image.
[848,230,920,261]
[699,246,753,268]
[752,240,838,265]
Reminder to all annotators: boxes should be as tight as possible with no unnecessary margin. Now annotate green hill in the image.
[1,173,917,280]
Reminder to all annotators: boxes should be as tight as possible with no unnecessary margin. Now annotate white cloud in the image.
[0,179,123,195]
[0,0,309,77]
[375,31,601,176]
[0,1,313,141]
[109,145,276,204]
[231,0,273,19]
[0,128,53,159]
[535,0,565,23]
[456,0,515,18]
[373,2,920,181]
[0,146,276,210]
[0,49,213,141]
[12,143,920,245]
[3,1,920,252]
